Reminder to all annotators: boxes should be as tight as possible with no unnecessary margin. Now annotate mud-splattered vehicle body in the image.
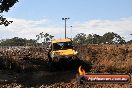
[47,38,78,63]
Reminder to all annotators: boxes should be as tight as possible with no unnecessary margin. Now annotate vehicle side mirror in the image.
[47,47,51,50]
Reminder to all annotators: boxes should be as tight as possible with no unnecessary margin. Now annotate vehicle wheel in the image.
[48,52,53,71]
[76,74,84,85]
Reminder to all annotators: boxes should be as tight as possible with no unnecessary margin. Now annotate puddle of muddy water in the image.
[0,70,76,87]
[0,58,88,87]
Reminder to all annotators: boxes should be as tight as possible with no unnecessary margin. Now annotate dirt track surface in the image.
[0,44,132,88]
[77,44,132,73]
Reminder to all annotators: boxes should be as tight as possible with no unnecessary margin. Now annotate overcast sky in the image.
[0,0,132,41]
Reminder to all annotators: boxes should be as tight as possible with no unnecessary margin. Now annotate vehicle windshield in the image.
[53,42,73,50]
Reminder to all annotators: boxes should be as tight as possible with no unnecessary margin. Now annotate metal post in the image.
[62,18,70,39]
[65,19,66,38]
[70,26,72,39]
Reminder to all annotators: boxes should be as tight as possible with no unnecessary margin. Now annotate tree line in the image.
[0,32,131,46]
[73,32,131,44]
[0,37,36,46]
[0,32,54,46]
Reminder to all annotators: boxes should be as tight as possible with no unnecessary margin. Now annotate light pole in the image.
[70,26,72,39]
[62,17,70,39]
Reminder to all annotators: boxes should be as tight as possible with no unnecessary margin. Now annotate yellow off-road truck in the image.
[47,38,78,63]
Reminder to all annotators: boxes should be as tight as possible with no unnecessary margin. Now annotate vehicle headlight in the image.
[51,52,59,57]
[51,52,55,57]
[74,51,78,55]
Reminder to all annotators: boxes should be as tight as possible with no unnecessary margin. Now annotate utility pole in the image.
[70,26,72,39]
[62,17,70,39]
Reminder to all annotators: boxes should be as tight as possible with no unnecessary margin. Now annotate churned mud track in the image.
[0,44,131,87]
[0,70,75,87]
[0,58,91,87]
